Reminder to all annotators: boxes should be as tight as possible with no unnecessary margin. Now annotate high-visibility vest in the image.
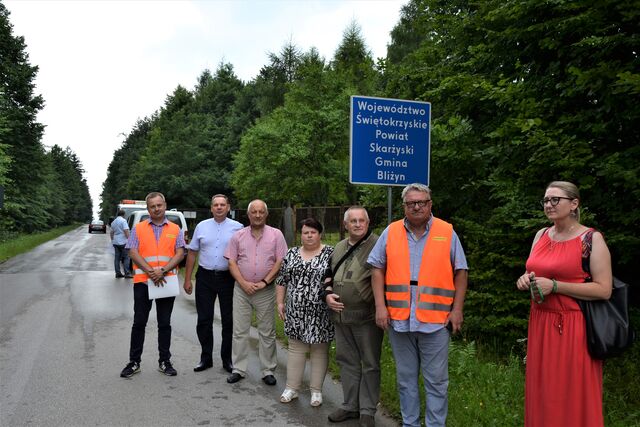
[133,221,180,283]
[385,217,455,323]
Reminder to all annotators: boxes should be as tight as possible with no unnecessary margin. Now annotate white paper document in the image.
[147,274,180,300]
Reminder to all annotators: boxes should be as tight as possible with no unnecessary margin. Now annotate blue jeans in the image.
[388,327,450,427]
[113,244,131,276]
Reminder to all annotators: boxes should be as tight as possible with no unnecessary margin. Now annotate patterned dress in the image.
[276,246,335,344]
[524,229,603,427]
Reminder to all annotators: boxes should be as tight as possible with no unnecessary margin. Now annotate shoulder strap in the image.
[581,228,595,276]
[326,230,372,279]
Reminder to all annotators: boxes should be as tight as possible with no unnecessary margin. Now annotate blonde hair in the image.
[547,181,581,222]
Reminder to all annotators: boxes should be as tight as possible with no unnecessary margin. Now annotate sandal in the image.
[310,391,323,407]
[280,388,298,403]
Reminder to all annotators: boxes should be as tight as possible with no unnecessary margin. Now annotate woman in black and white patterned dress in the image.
[276,217,334,407]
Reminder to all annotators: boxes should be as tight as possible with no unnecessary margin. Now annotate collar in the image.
[146,217,169,226]
[403,215,433,238]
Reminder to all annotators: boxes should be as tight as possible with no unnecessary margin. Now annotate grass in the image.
[0,224,80,263]
[191,234,640,426]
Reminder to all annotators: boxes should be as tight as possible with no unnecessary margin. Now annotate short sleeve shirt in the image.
[110,216,130,246]
[224,225,288,282]
[367,216,468,333]
[188,217,243,270]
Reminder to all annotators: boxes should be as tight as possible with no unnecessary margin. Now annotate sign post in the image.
[350,95,431,223]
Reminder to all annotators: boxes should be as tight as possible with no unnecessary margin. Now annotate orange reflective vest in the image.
[133,221,180,283]
[384,217,455,323]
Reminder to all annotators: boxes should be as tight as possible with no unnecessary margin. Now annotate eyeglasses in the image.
[539,196,573,207]
[403,200,431,209]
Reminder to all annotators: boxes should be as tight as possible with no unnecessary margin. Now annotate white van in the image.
[127,209,189,243]
[127,209,189,266]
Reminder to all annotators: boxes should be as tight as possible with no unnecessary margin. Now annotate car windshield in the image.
[92,220,104,225]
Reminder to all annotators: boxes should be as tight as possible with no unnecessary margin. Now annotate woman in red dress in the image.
[516,181,612,427]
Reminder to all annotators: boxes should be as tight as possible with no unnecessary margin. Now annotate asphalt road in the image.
[0,226,398,427]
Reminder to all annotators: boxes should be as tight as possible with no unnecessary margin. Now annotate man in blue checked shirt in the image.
[368,183,468,427]
[120,192,186,378]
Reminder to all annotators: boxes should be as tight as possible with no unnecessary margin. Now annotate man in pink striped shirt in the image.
[224,199,287,386]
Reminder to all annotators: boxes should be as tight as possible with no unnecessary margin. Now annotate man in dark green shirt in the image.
[324,207,382,427]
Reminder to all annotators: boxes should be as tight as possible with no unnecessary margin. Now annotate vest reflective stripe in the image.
[134,267,177,275]
[143,255,172,263]
[388,299,410,308]
[133,221,180,283]
[417,302,453,312]
[419,286,456,298]
[386,284,410,293]
[385,218,455,323]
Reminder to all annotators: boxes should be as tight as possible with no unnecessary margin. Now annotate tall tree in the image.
[0,3,48,232]
[252,41,303,116]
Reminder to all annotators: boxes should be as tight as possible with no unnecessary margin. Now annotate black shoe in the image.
[158,360,177,376]
[115,274,124,278]
[328,409,360,423]
[262,374,277,386]
[194,360,213,372]
[120,361,140,378]
[227,372,244,383]
[222,361,233,373]
[124,274,133,279]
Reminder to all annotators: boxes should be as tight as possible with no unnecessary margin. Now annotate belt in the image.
[199,267,230,275]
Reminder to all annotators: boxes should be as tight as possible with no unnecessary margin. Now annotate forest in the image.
[99,0,638,346]
[0,3,92,236]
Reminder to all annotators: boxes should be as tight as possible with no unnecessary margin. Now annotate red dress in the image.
[524,230,603,427]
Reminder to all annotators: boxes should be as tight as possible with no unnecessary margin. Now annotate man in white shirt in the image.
[184,194,243,373]
[110,209,132,278]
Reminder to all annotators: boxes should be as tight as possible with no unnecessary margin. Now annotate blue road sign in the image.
[350,95,431,186]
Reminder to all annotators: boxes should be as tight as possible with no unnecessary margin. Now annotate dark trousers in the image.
[129,282,175,363]
[195,267,234,365]
[113,244,131,275]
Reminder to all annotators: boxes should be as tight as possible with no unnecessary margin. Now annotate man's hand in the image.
[183,278,193,295]
[446,308,464,334]
[375,305,389,330]
[239,280,258,295]
[148,267,166,286]
[326,294,344,312]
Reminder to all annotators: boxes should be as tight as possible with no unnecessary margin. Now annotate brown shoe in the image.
[328,408,359,423]
[359,414,375,427]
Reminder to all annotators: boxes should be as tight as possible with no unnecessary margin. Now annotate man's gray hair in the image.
[247,199,268,213]
[343,206,369,223]
[401,183,431,201]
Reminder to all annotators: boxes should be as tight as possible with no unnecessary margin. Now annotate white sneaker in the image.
[310,391,322,407]
[280,387,298,403]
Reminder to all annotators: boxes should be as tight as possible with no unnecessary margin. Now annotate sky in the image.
[5,0,406,217]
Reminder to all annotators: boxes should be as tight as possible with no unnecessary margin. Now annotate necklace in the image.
[548,223,576,251]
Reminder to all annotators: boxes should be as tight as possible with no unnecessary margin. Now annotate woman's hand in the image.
[277,302,285,320]
[534,277,555,296]
[516,272,532,291]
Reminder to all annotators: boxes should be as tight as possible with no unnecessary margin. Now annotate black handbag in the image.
[578,229,635,360]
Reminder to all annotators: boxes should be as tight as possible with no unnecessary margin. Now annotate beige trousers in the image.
[285,338,329,392]
[231,284,277,377]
